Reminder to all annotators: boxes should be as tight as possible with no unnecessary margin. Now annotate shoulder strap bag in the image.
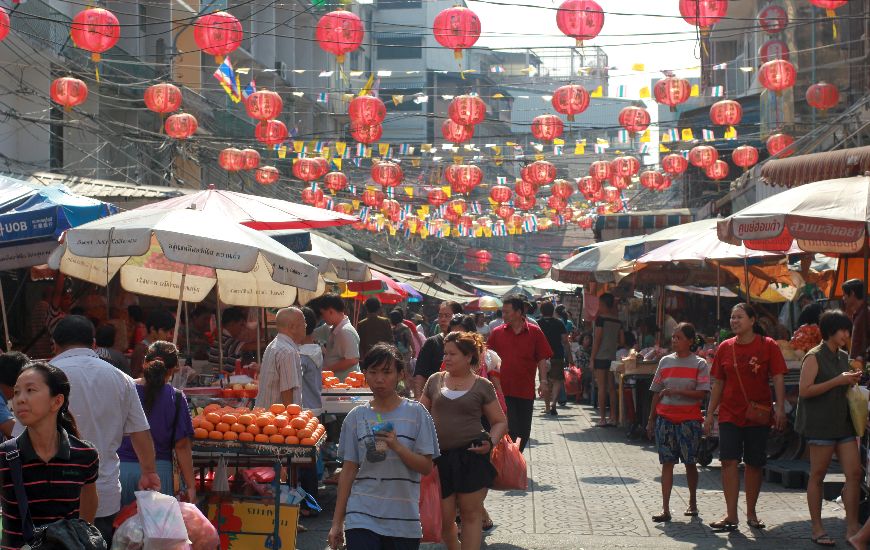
[731,343,771,425]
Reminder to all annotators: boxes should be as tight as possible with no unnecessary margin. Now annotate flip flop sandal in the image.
[710,519,738,531]
[747,519,766,529]
[652,512,672,523]
[811,533,836,547]
[684,507,699,517]
[482,518,494,531]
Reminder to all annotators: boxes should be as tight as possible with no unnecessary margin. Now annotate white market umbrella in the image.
[551,236,644,284]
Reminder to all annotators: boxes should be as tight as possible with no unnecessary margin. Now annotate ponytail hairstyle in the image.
[732,303,766,337]
[444,331,485,367]
[674,322,700,352]
[143,340,179,415]
[19,361,79,438]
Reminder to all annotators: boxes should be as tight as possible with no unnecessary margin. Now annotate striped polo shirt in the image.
[650,353,711,423]
[0,429,99,549]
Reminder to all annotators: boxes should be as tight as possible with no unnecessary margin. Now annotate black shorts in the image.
[593,359,613,370]
[345,529,420,550]
[435,448,497,498]
[547,357,566,381]
[718,422,770,467]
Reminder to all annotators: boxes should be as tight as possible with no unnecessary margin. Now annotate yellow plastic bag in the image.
[846,385,868,438]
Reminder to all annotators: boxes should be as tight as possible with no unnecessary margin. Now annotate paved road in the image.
[297,400,850,549]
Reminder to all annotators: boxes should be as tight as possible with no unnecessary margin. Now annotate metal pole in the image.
[716,263,721,327]
[172,264,188,346]
[743,257,751,303]
[216,287,224,377]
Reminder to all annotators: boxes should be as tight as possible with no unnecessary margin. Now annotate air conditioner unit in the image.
[275,61,291,83]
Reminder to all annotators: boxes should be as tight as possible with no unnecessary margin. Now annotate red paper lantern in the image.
[450,180,470,195]
[246,90,283,121]
[807,0,847,9]
[806,81,839,111]
[444,164,459,187]
[766,133,795,158]
[0,9,9,43]
[527,161,557,185]
[709,99,743,126]
[618,106,650,134]
[659,177,673,191]
[240,149,260,170]
[144,83,182,115]
[705,160,729,181]
[689,145,718,168]
[603,186,620,203]
[640,171,665,189]
[255,166,279,185]
[71,8,120,62]
[551,84,590,121]
[531,115,564,142]
[194,11,243,63]
[351,124,383,144]
[537,253,553,271]
[556,0,604,46]
[381,199,401,219]
[515,179,536,198]
[490,185,512,204]
[611,174,630,190]
[577,176,601,196]
[454,165,483,190]
[759,39,790,63]
[758,5,788,34]
[589,160,612,181]
[448,198,468,215]
[314,158,329,179]
[505,253,521,269]
[476,249,493,265]
[335,203,354,215]
[448,95,486,126]
[255,120,288,147]
[433,7,481,59]
[579,217,594,230]
[678,0,728,28]
[361,189,384,207]
[218,148,244,172]
[661,154,688,175]
[371,162,403,188]
[654,77,692,111]
[164,113,197,139]
[611,156,640,178]
[428,189,448,207]
[551,179,574,200]
[758,59,796,94]
[515,195,536,210]
[547,196,567,211]
[324,172,348,192]
[495,205,515,219]
[315,10,364,64]
[293,158,322,182]
[442,119,474,143]
[301,187,324,205]
[50,77,88,110]
[349,95,386,126]
[732,145,759,169]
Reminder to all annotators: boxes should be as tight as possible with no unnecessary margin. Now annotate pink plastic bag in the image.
[179,502,220,550]
[491,435,528,491]
[419,468,442,543]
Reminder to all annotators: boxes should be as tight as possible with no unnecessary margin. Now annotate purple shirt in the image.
[118,384,194,462]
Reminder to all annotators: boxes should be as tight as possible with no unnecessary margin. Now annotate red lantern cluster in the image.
[732,145,759,169]
[255,120,288,147]
[689,145,719,168]
[241,149,260,171]
[293,158,325,182]
[315,10,365,64]
[144,83,182,115]
[758,5,788,34]
[556,0,604,46]
[537,253,553,271]
[442,119,474,143]
[349,95,387,126]
[324,172,348,192]
[246,90,283,121]
[654,77,692,111]
[618,106,650,134]
[433,7,481,59]
[194,11,243,63]
[589,160,612,181]
[51,77,88,110]
[505,253,521,270]
[758,59,796,94]
[766,133,795,158]
[255,166,279,185]
[71,8,120,62]
[164,113,197,139]
[449,95,486,126]
[806,81,839,111]
[490,185,512,204]
[547,196,567,212]
[662,154,689,175]
[371,161,403,188]
[678,0,728,28]
[705,160,730,181]
[551,85,590,121]
[531,115,564,142]
[709,99,742,126]
[218,148,244,172]
[515,195,536,210]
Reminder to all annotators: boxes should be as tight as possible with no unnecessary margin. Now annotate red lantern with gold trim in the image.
[577,176,601,196]
[240,149,260,171]
[442,119,474,143]
[640,171,665,189]
[758,59,796,94]
[495,205,515,219]
[766,133,795,158]
[589,160,611,182]
[349,95,386,126]
[371,161,403,188]
[428,188,448,207]
[293,158,322,182]
[807,0,847,9]
[709,99,742,126]
[164,113,197,139]
[515,179,536,198]
[144,83,182,115]
[432,7,481,59]
[654,77,692,112]
[552,84,590,121]
[71,8,120,62]
[732,145,759,169]
[315,10,364,64]
[255,166,279,185]
[454,165,483,190]
[324,172,348,192]
[705,160,729,181]
[255,120,288,147]
[351,124,383,144]
[527,161,557,185]
[448,95,486,126]
[475,249,493,266]
[490,185,512,204]
[661,153,688,175]
[611,156,640,178]
[50,77,88,110]
[556,0,604,46]
[611,175,630,191]
[448,198,468,216]
[194,11,243,63]
[806,81,839,111]
[547,196,567,211]
[531,115,564,142]
[246,90,283,121]
[678,0,728,28]
[551,179,574,200]
[381,199,401,220]
[758,4,788,34]
[603,186,620,203]
[618,106,650,134]
[689,145,718,168]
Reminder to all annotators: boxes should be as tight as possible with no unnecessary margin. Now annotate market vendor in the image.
[316,295,361,382]
[254,307,304,409]
[207,307,259,373]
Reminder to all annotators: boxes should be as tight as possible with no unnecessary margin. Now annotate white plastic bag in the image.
[135,491,191,550]
[111,513,144,550]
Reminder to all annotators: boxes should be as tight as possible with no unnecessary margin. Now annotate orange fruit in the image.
[286,404,302,416]
[223,431,238,441]
[192,416,202,429]
[238,414,254,426]
[203,404,221,414]
[300,437,316,446]
[254,434,270,443]
[209,431,223,440]
[194,428,208,439]
[205,412,221,425]
[280,426,297,437]
[290,417,307,430]
[200,420,215,433]
[246,424,260,435]
[255,415,272,428]
[274,416,289,429]
[230,423,246,433]
[297,428,313,439]
[221,414,238,425]
[269,404,286,415]
[285,436,300,445]
[269,434,285,444]
[262,425,278,436]
[252,407,266,414]
[215,422,230,433]
[238,432,254,442]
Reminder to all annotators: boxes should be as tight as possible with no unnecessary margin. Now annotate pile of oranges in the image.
[192,403,324,446]
[322,370,368,389]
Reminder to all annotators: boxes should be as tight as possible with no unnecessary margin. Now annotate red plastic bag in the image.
[564,366,582,400]
[419,468,442,543]
[491,435,528,491]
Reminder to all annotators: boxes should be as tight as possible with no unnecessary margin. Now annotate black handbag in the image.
[0,437,106,550]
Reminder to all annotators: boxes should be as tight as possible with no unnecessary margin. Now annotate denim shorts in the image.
[806,435,857,446]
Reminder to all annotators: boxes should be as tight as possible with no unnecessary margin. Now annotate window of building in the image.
[376,37,423,59]
[376,0,422,9]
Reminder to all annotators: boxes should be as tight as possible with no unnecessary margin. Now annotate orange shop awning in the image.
[761,145,870,188]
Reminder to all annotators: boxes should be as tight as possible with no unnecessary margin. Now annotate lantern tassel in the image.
[95,65,100,83]
[454,50,462,61]
[91,53,100,63]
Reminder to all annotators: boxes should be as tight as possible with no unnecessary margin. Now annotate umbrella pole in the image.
[864,239,869,288]
[184,302,191,360]
[172,264,188,346]
[716,263,721,328]
[0,277,10,352]
[256,308,262,364]
[216,287,224,376]
[743,258,751,304]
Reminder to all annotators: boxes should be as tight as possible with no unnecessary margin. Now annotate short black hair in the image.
[52,315,95,348]
[95,324,116,348]
[388,309,404,325]
[360,343,404,373]
[0,351,28,387]
[443,301,463,315]
[364,297,382,314]
[623,331,636,349]
[503,295,525,313]
[127,305,144,323]
[797,303,823,327]
[191,305,212,319]
[318,294,345,313]
[302,306,317,336]
[525,301,537,315]
[540,302,555,316]
[449,314,476,333]
[599,293,615,309]
[843,279,865,300]
[221,307,246,326]
[146,309,175,333]
[820,309,853,340]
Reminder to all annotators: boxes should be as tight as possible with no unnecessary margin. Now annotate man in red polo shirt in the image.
[487,295,552,452]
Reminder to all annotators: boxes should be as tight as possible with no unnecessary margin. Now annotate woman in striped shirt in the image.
[0,362,99,549]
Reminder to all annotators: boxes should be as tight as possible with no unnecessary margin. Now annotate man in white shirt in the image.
[316,294,360,382]
[49,315,159,543]
[255,308,304,409]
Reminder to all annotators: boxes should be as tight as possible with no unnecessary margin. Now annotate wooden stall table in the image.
[613,358,658,430]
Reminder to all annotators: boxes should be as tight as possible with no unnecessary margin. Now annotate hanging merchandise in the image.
[551,84,590,121]
[144,83,182,115]
[732,145,759,169]
[556,0,604,46]
[50,77,88,110]
[193,11,243,63]
[315,10,364,63]
[164,113,197,139]
[432,7,481,59]
[70,7,120,62]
